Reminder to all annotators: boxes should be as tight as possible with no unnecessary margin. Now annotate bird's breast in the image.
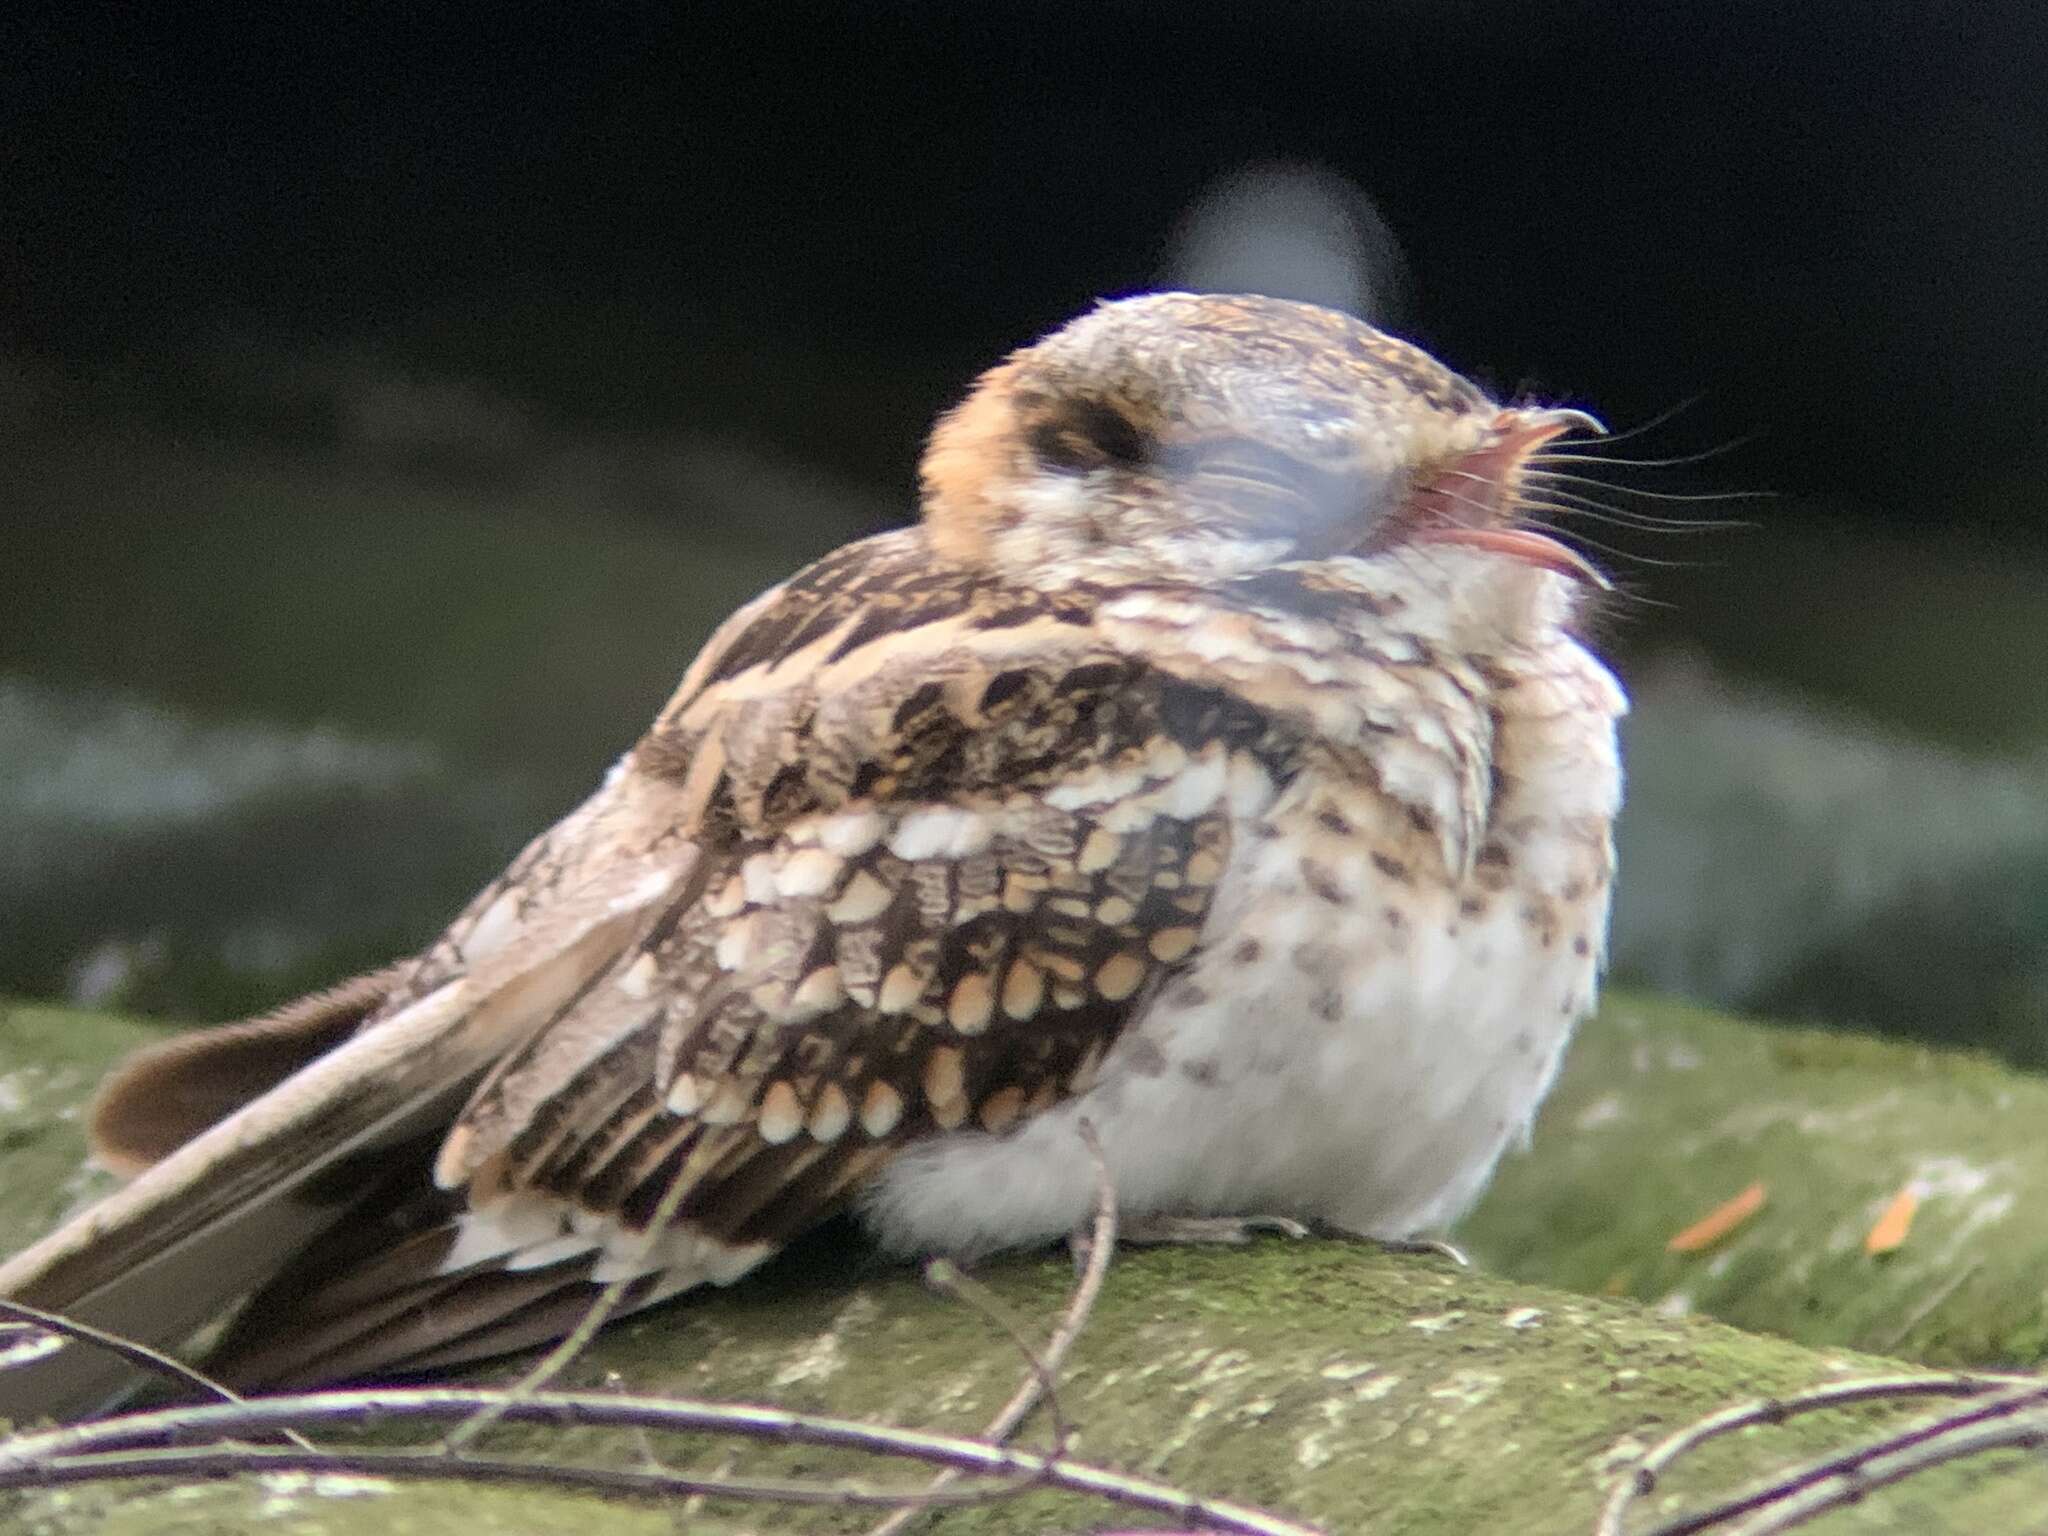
[1105,641,1623,1232]
[1100,742,1615,1236]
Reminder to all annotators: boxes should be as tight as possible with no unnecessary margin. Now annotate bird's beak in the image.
[1406,408,1611,589]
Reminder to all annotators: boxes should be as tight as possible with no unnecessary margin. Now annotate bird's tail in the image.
[87,967,403,1177]
[0,902,654,1422]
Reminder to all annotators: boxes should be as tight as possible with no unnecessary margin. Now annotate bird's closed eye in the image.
[1027,397,1155,473]
[1167,437,1379,553]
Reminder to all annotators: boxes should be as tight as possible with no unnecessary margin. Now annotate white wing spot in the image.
[828,870,894,924]
[1227,753,1278,818]
[776,848,844,899]
[817,810,888,857]
[1157,750,1228,819]
[741,853,780,906]
[609,868,678,913]
[463,888,523,960]
[666,1072,705,1116]
[616,951,660,998]
[889,806,993,861]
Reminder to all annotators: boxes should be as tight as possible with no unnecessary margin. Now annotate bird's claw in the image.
[1116,1213,1315,1246]
[1307,1223,1471,1267]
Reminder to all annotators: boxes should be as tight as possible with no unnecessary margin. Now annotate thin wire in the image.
[441,1151,700,1452]
[0,1299,321,1455]
[866,1117,1119,1536]
[0,1387,1329,1536]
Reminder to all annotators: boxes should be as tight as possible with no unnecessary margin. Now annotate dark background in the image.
[4,5,2046,1052]
[12,4,2048,519]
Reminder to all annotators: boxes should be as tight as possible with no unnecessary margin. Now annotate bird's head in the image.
[921,292,1604,628]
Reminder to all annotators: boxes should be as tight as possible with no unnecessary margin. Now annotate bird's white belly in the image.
[861,774,1611,1259]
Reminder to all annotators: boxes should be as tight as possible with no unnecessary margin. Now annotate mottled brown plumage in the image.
[0,292,1624,1415]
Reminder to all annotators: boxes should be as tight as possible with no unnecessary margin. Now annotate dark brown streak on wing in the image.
[673,526,1097,702]
[210,1134,675,1389]
[693,531,1012,688]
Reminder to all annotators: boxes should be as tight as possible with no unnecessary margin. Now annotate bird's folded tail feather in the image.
[88,966,403,1177]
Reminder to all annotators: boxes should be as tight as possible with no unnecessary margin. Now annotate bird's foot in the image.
[1119,1213,1315,1246]
[1306,1221,1470,1267]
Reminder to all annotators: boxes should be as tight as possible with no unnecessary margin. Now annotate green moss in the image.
[1464,993,2048,1367]
[10,994,2048,1531]
[0,1005,153,1253]
[9,1243,2044,1534]
[1763,1030,2003,1080]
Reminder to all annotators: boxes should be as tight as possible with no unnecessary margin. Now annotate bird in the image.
[0,292,1625,1419]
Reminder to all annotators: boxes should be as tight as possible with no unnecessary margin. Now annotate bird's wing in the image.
[0,752,707,1417]
[0,528,1295,1407]
[211,529,1299,1388]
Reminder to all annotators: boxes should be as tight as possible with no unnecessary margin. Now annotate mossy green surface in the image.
[5,994,2048,1533]
[1463,992,2048,1367]
[0,1007,140,1253]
